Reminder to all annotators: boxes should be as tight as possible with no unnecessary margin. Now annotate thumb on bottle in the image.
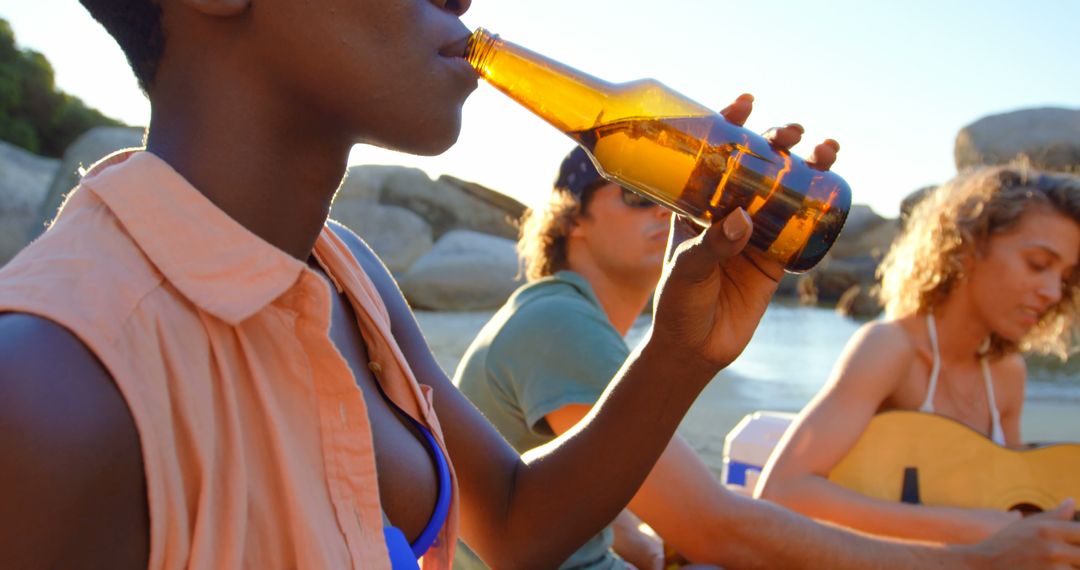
[720,207,752,242]
[674,208,752,280]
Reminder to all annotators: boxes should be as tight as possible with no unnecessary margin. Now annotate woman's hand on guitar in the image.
[969,499,1080,569]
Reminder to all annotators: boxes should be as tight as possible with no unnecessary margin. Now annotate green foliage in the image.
[0,18,124,157]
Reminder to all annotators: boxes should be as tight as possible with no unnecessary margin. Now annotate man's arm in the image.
[0,313,148,569]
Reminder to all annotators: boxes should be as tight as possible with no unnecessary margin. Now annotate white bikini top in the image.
[919,314,1006,446]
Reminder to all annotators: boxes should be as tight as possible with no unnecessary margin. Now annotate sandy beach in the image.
[415,309,1080,478]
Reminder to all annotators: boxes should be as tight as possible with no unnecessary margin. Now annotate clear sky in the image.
[3,0,1079,217]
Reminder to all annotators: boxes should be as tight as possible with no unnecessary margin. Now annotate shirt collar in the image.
[78,150,308,325]
[550,270,605,310]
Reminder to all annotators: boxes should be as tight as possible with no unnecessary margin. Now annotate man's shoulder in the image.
[487,279,622,364]
[512,275,603,318]
[501,285,605,337]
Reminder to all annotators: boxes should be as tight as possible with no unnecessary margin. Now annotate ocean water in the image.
[416,301,1078,458]
[625,302,1080,407]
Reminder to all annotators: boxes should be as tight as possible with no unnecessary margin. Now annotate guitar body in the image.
[828,410,1080,513]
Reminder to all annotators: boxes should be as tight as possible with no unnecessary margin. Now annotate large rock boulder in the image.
[336,165,527,243]
[397,230,522,310]
[828,205,894,259]
[32,126,145,240]
[955,107,1080,174]
[829,219,900,261]
[0,142,60,265]
[838,204,887,239]
[330,203,433,275]
[806,255,880,304]
[778,203,895,315]
[899,185,937,228]
[438,174,528,226]
[836,284,883,319]
[336,164,419,204]
[380,170,523,240]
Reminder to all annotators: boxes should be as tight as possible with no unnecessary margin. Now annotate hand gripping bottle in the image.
[466,28,851,272]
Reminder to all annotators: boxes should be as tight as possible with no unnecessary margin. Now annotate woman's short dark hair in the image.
[79,0,165,92]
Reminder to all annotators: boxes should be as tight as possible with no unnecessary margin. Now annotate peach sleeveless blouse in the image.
[0,150,458,569]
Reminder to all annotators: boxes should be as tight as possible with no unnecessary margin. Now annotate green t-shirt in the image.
[453,271,630,570]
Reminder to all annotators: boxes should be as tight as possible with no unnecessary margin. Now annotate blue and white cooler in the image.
[722,411,796,496]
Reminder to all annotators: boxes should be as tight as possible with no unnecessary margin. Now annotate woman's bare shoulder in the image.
[0,312,147,566]
[848,318,919,360]
[825,318,922,402]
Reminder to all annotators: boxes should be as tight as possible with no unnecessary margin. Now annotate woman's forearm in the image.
[759,474,1005,544]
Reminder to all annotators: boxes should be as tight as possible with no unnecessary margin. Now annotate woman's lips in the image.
[439,34,471,58]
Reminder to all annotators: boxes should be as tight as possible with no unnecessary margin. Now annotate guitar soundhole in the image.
[1009,503,1042,516]
[1010,504,1080,522]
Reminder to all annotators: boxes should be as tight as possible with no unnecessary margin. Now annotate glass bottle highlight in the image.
[465,28,851,273]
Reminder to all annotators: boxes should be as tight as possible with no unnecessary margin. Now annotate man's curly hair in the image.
[79,0,165,92]
[517,189,586,282]
[878,166,1080,359]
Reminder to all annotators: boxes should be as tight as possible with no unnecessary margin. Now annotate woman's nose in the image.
[1038,274,1063,306]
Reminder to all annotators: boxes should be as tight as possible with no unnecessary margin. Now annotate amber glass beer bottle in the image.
[465,28,851,272]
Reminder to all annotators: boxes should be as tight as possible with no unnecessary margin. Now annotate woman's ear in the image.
[179,0,250,17]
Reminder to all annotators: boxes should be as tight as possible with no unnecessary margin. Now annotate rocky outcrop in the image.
[379,170,523,240]
[955,107,1080,174]
[794,107,1080,320]
[397,230,523,311]
[335,164,412,204]
[334,165,526,243]
[31,126,145,240]
[328,165,530,310]
[899,185,936,228]
[438,174,528,229]
[836,284,881,320]
[0,141,60,265]
[780,203,896,319]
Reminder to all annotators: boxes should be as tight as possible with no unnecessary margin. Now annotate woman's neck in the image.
[145,63,354,260]
[930,290,992,364]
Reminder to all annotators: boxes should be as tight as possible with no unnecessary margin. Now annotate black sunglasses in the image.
[619,187,660,209]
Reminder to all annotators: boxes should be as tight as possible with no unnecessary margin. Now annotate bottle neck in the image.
[466,28,616,134]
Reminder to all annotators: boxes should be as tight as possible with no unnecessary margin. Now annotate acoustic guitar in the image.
[828,410,1080,519]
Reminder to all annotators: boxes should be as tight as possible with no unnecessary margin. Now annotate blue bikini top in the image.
[382,413,452,569]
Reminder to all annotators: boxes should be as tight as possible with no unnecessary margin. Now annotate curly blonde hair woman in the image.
[758,166,1080,545]
[880,167,1080,359]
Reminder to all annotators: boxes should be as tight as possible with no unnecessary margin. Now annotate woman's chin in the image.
[357,118,462,157]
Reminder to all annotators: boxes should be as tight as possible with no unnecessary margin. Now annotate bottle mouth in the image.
[465,28,499,77]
